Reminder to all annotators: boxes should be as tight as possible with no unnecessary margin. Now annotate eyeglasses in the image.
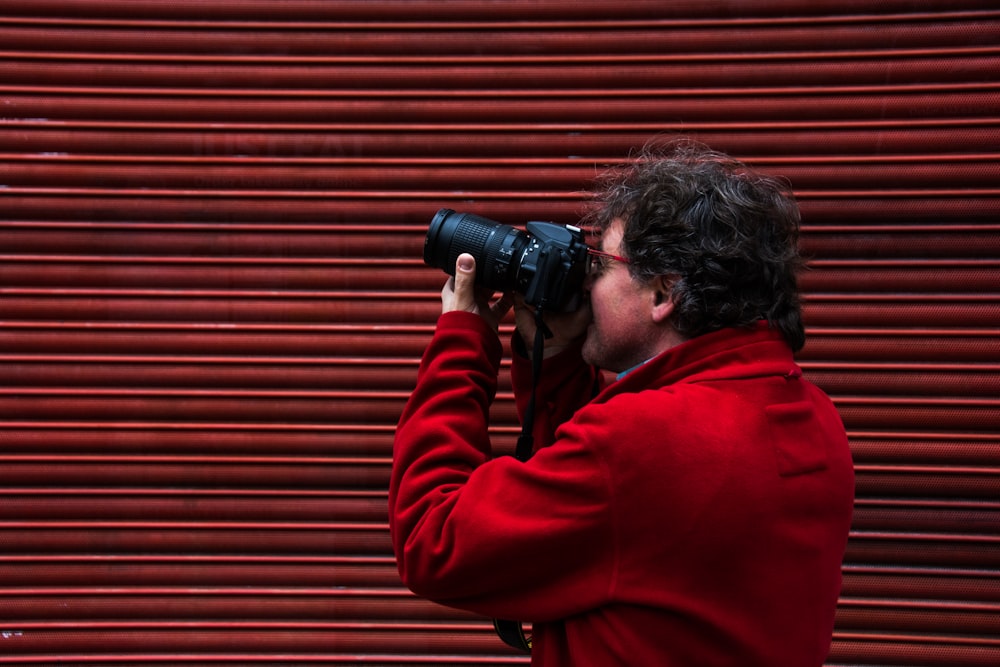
[587,247,630,275]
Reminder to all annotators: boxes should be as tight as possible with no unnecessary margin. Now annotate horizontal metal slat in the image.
[852,500,1000,533]
[0,426,396,453]
[0,196,585,223]
[849,434,1000,465]
[835,599,1000,635]
[0,361,421,391]
[0,382,409,405]
[1,8,997,51]
[0,224,423,256]
[0,526,393,555]
[1,493,388,521]
[0,559,402,589]
[802,365,999,397]
[0,294,443,323]
[0,625,519,659]
[2,194,998,226]
[842,566,1000,602]
[845,535,1000,569]
[3,89,998,123]
[3,53,998,91]
[0,325,437,357]
[801,261,1000,293]
[829,636,1000,666]
[28,0,984,20]
[3,124,998,157]
[803,302,998,328]
[0,592,458,623]
[854,464,1000,499]
[2,158,997,191]
[0,260,434,290]
[0,160,598,190]
[0,459,393,491]
[835,399,1000,432]
[801,330,999,359]
[803,224,1000,259]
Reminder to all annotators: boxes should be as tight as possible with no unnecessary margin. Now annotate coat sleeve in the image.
[388,311,616,622]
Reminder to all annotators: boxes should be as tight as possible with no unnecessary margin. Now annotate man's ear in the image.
[650,275,676,324]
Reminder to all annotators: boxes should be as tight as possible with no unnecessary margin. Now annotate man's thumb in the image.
[452,253,477,311]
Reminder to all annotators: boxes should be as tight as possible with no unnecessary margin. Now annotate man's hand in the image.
[513,295,592,359]
[441,253,513,332]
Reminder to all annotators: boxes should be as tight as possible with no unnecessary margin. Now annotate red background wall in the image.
[1,1,997,664]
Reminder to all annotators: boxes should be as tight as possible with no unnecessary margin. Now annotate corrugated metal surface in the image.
[0,1,997,664]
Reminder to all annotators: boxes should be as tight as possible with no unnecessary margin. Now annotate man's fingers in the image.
[491,293,514,320]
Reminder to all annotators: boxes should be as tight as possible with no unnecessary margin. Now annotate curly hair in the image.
[585,138,806,351]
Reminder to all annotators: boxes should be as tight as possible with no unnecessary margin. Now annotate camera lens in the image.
[424,209,530,292]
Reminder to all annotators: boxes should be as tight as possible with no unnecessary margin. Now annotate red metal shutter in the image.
[1,1,997,664]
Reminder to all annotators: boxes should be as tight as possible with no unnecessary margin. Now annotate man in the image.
[389,139,855,666]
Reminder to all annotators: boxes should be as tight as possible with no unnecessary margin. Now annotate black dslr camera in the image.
[424,208,590,313]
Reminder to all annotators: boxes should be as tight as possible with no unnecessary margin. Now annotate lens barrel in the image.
[424,209,529,292]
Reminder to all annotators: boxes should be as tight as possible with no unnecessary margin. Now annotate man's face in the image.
[581,219,660,373]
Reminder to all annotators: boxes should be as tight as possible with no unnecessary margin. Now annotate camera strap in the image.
[514,309,550,462]
[493,309,550,653]
[493,618,532,653]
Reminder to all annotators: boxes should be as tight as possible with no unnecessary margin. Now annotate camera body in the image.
[424,208,589,312]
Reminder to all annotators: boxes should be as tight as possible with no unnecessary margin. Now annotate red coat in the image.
[390,312,854,666]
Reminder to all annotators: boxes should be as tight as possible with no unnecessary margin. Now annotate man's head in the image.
[585,138,806,353]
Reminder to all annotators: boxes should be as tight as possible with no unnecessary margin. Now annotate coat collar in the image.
[608,322,800,395]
